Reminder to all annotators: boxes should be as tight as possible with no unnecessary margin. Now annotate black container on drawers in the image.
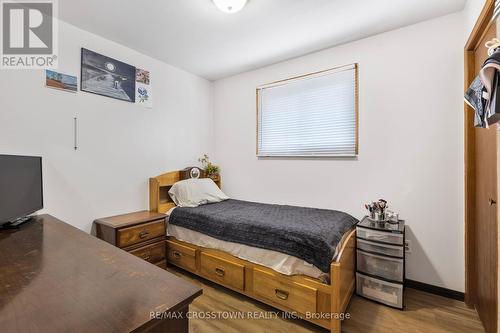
[356,216,405,309]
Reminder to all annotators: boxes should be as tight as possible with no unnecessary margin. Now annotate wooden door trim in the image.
[466,0,496,51]
[464,0,495,308]
[464,47,476,307]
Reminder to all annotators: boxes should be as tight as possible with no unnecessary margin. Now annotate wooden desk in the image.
[0,215,202,333]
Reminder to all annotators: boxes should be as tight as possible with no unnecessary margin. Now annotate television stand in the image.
[1,216,33,229]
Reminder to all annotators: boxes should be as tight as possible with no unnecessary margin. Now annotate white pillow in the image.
[168,178,229,207]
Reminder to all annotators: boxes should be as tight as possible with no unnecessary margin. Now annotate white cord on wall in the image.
[74,117,78,150]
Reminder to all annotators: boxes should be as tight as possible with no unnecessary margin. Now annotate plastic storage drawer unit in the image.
[355,216,405,309]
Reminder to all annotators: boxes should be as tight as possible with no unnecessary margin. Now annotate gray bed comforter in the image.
[169,199,358,273]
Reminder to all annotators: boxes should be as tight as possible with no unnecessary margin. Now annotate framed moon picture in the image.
[81,48,136,102]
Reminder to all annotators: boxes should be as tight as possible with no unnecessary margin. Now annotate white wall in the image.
[213,13,465,291]
[464,0,486,42]
[0,20,213,232]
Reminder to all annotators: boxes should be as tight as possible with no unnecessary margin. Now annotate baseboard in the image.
[405,279,465,301]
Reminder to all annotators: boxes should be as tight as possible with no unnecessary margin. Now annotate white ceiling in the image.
[59,0,466,81]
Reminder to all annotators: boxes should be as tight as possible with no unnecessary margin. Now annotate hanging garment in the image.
[465,75,488,128]
[489,71,500,125]
[481,49,500,125]
[464,48,500,128]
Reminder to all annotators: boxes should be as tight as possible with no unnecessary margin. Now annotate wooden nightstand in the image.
[93,211,167,269]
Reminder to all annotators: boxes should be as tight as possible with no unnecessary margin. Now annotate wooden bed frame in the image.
[149,169,356,332]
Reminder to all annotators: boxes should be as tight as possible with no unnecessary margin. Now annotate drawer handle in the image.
[215,268,225,277]
[172,251,182,259]
[139,230,150,239]
[275,289,289,300]
[142,252,151,261]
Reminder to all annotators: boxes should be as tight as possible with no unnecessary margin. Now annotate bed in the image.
[149,168,357,332]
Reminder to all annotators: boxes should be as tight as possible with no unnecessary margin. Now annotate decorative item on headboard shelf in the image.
[180,167,203,180]
[198,154,220,180]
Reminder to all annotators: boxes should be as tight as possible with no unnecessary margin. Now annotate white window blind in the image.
[257,64,358,157]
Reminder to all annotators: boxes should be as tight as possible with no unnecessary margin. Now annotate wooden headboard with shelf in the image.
[149,167,221,213]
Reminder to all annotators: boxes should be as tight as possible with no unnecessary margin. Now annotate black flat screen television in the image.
[0,155,43,225]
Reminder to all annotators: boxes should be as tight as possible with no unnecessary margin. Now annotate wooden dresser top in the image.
[94,210,167,228]
[0,215,201,333]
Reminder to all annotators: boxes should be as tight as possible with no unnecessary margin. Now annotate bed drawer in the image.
[200,252,245,291]
[253,269,317,314]
[117,219,166,248]
[167,240,197,271]
[356,273,403,308]
[356,226,403,245]
[130,240,166,264]
[357,250,404,282]
[357,239,404,258]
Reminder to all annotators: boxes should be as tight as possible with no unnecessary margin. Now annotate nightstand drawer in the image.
[200,252,245,291]
[117,219,166,248]
[253,268,317,315]
[167,240,197,271]
[130,240,166,264]
[357,250,404,282]
[357,227,403,245]
[357,239,404,258]
[356,273,403,308]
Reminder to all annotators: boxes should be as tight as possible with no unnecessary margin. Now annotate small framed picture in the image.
[45,70,77,93]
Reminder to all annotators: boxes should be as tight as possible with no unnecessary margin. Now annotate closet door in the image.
[471,19,499,333]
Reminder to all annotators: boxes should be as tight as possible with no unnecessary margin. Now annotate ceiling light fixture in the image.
[212,0,248,14]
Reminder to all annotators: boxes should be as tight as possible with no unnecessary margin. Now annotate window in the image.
[257,64,358,157]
